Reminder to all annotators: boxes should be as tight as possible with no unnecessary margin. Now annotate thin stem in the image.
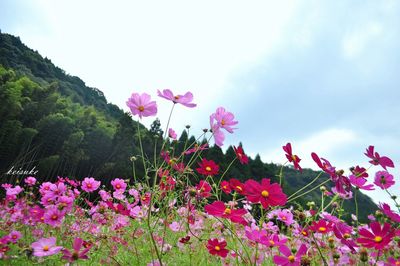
[137,120,149,186]
[311,233,328,266]
[288,179,330,203]
[278,161,287,186]
[288,172,323,200]
[354,188,359,227]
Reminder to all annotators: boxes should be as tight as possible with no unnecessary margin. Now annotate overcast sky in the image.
[1,0,399,209]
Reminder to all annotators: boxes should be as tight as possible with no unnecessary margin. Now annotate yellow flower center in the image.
[51,215,58,220]
[269,240,275,246]
[261,190,269,197]
[205,166,212,172]
[215,245,220,251]
[318,227,327,232]
[343,233,351,239]
[292,155,297,161]
[174,95,180,100]
[288,255,295,262]
[87,183,92,188]
[138,106,145,112]
[224,208,231,215]
[395,262,400,266]
[236,186,243,191]
[43,245,49,252]
[374,236,382,243]
[221,119,226,126]
[116,184,121,189]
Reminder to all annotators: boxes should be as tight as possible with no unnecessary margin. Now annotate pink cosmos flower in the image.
[349,175,374,191]
[244,178,287,209]
[5,185,23,199]
[195,180,212,198]
[283,143,302,172]
[126,92,157,119]
[309,219,333,234]
[210,107,238,133]
[205,201,248,225]
[210,118,225,147]
[168,128,177,139]
[81,177,101,193]
[24,176,37,186]
[43,207,65,227]
[111,178,127,192]
[273,244,307,266]
[333,221,358,252]
[311,152,336,177]
[365,145,394,170]
[357,222,394,250]
[260,233,287,248]
[379,203,400,223]
[157,89,196,108]
[31,237,63,257]
[268,209,294,226]
[374,171,395,189]
[8,231,22,244]
[62,237,91,262]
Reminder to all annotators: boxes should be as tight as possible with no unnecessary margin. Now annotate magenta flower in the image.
[357,222,394,250]
[273,244,307,266]
[126,92,157,119]
[111,178,127,192]
[365,145,394,170]
[283,143,302,172]
[379,203,400,223]
[157,89,196,108]
[8,231,22,244]
[374,171,395,189]
[43,207,65,227]
[31,237,63,257]
[62,237,91,262]
[81,177,101,193]
[349,175,374,191]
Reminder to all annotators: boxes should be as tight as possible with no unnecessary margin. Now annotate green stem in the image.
[137,120,149,186]
[311,233,328,266]
[354,188,359,227]
[288,172,323,200]
[288,178,330,203]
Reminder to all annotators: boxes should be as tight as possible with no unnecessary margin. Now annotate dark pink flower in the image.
[283,143,302,171]
[126,92,157,119]
[244,178,287,209]
[333,221,358,252]
[229,178,245,195]
[309,220,333,234]
[62,237,91,262]
[365,145,394,170]
[31,237,63,257]
[220,181,232,194]
[379,203,400,223]
[196,158,219,176]
[311,152,336,177]
[8,231,22,244]
[204,201,247,226]
[157,89,196,108]
[234,146,249,165]
[273,244,307,266]
[196,180,212,198]
[357,222,394,250]
[374,171,395,189]
[206,239,229,258]
[351,166,368,178]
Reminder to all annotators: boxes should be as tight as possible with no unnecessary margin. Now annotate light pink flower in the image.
[31,237,63,257]
[157,89,196,108]
[126,92,157,119]
[8,231,22,244]
[24,176,37,186]
[210,107,238,133]
[111,178,127,192]
[81,177,101,192]
[168,128,177,139]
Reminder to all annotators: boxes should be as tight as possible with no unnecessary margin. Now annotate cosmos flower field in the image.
[1,90,399,265]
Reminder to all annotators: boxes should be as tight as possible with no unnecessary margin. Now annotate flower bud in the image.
[320,186,327,192]
[185,125,191,129]
[359,248,368,262]
[203,128,208,133]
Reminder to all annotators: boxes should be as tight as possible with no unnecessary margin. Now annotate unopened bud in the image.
[320,186,327,192]
[185,125,191,129]
[359,248,368,262]
[300,256,311,266]
[130,156,137,162]
[391,195,397,200]
[203,128,208,133]
[336,169,345,176]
